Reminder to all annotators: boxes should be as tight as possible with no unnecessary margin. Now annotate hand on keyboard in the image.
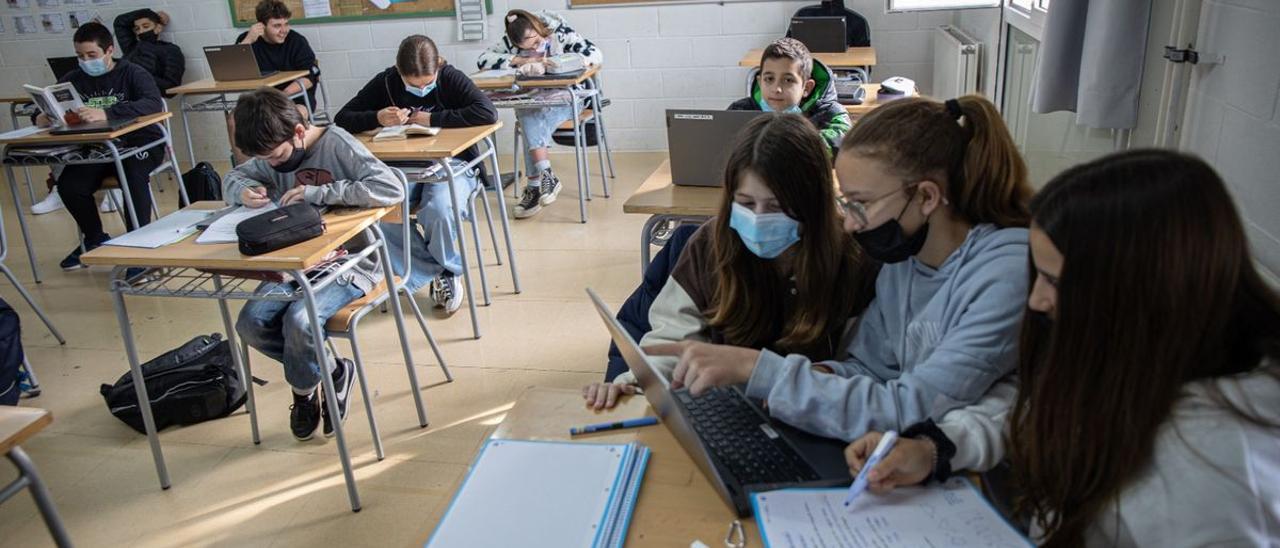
[645,341,761,396]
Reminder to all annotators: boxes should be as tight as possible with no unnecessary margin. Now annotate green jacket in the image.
[727,59,852,153]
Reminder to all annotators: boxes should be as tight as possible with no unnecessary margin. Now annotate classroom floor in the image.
[0,150,668,547]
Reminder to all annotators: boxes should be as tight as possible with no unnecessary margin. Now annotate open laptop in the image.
[666,109,765,187]
[46,56,80,81]
[789,16,848,53]
[204,44,277,81]
[586,288,850,517]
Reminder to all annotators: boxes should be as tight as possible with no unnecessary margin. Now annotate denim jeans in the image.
[235,276,365,391]
[382,173,478,295]
[515,104,574,177]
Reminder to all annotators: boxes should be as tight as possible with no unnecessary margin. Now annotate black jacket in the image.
[59,60,163,146]
[334,64,497,133]
[605,224,700,382]
[233,29,321,106]
[113,10,185,92]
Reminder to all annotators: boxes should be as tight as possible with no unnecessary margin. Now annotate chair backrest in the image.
[792,1,871,47]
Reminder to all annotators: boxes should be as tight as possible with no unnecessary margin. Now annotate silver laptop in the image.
[204,44,277,81]
[586,288,850,517]
[789,16,847,54]
[665,109,766,187]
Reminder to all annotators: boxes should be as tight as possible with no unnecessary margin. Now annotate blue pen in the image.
[844,430,899,507]
[569,416,659,436]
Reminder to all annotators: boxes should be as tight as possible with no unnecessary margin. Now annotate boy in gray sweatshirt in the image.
[223,88,404,442]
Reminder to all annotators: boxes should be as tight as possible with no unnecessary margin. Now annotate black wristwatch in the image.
[902,419,957,483]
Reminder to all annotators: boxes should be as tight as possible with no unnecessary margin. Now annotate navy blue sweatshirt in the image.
[233,29,320,106]
[113,10,185,92]
[58,59,163,146]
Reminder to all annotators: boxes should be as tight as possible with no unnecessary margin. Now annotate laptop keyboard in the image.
[677,388,819,486]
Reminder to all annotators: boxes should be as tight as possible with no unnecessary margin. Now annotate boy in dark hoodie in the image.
[112,9,184,91]
[335,34,498,315]
[728,38,851,154]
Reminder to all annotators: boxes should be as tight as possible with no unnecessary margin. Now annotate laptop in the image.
[666,109,766,187]
[789,16,848,54]
[49,117,138,135]
[586,288,851,517]
[46,56,80,81]
[204,44,277,81]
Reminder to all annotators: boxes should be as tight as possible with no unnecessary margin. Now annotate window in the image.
[887,0,1000,12]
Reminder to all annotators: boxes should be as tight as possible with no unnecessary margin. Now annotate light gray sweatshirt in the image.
[222,125,403,292]
[745,223,1029,441]
[938,368,1280,546]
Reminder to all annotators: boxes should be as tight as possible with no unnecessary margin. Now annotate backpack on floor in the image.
[99,333,249,433]
[0,298,24,406]
[182,161,223,203]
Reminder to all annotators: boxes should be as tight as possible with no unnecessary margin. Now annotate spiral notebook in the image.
[427,439,650,548]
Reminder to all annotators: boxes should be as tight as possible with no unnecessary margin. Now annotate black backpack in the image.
[100,333,251,433]
[0,298,24,406]
[182,161,222,203]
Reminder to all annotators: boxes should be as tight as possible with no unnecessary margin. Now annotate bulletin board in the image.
[228,0,491,27]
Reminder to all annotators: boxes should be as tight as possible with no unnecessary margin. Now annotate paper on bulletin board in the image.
[90,0,111,5]
[64,0,86,4]
[301,0,331,17]
[13,15,36,34]
[0,18,5,33]
[40,12,64,33]
[67,9,93,28]
[37,0,60,9]
[6,0,31,9]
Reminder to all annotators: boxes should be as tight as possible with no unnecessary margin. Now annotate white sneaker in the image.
[431,273,465,315]
[31,189,63,215]
[99,189,122,213]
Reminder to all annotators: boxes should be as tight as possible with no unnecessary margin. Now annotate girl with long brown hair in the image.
[846,149,1280,546]
[584,114,877,408]
[647,96,1033,442]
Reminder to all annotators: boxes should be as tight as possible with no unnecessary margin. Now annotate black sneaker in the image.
[59,237,108,271]
[322,358,356,438]
[289,389,321,441]
[513,186,543,219]
[538,171,563,206]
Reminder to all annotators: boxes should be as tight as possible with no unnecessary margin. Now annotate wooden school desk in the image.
[0,112,188,282]
[623,160,720,272]
[0,96,40,206]
[0,406,71,547]
[472,65,613,223]
[81,201,417,513]
[739,46,877,69]
[483,387,763,547]
[356,123,519,340]
[166,70,311,170]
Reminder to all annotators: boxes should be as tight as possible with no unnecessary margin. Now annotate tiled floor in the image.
[0,151,669,547]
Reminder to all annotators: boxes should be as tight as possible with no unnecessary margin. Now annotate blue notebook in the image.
[427,439,650,548]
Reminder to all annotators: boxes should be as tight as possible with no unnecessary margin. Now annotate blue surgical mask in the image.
[80,57,109,77]
[729,202,801,259]
[405,81,436,98]
[758,98,801,114]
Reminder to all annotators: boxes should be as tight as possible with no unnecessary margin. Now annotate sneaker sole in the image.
[513,204,542,219]
[540,184,563,206]
[293,431,316,442]
[60,263,89,271]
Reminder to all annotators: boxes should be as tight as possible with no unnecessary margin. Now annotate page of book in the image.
[752,477,1031,548]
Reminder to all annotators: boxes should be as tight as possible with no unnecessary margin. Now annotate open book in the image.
[372,123,440,142]
[23,83,84,129]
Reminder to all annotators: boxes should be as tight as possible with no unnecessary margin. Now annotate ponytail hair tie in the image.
[944,98,963,122]
[506,14,518,23]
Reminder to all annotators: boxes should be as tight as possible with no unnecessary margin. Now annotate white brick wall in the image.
[0,0,962,156]
[1184,0,1280,282]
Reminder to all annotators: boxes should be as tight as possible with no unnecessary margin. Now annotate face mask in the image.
[729,202,801,259]
[137,30,158,42]
[405,81,436,98]
[271,137,307,173]
[852,199,929,263]
[757,98,802,114]
[80,57,109,77]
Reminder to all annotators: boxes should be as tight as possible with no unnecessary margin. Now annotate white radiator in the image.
[932,25,981,97]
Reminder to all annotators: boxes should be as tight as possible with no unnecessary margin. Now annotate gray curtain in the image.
[1031,0,1153,129]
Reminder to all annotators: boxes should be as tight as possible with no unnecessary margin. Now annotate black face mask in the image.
[137,30,158,42]
[270,138,306,173]
[852,199,929,263]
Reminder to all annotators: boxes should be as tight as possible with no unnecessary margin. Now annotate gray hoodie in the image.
[745,223,1029,441]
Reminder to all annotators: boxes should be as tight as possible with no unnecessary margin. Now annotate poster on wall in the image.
[301,0,331,18]
[67,9,94,28]
[14,15,37,33]
[7,0,31,9]
[37,0,60,9]
[40,12,64,33]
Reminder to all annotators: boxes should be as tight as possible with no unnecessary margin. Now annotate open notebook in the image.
[373,124,440,141]
[427,439,650,548]
[751,476,1032,547]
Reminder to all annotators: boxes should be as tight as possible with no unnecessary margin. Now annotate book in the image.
[751,476,1032,548]
[23,82,84,129]
[372,123,440,142]
[427,439,651,548]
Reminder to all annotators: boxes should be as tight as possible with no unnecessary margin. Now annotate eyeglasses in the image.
[835,182,920,226]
